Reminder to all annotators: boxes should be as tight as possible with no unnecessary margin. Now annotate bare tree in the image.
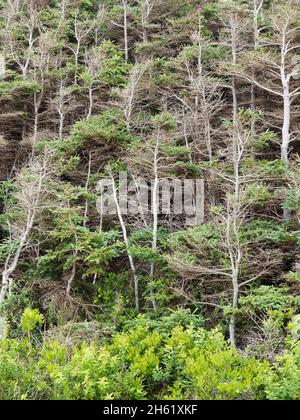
[126,116,182,312]
[49,77,72,139]
[30,32,55,149]
[169,112,279,346]
[69,8,102,85]
[108,0,133,62]
[0,152,53,338]
[138,0,157,43]
[8,5,39,79]
[232,1,300,162]
[108,168,140,313]
[173,25,224,162]
[252,0,264,51]
[0,53,5,77]
[250,0,264,133]
[82,47,105,119]
[219,2,250,126]
[114,62,149,130]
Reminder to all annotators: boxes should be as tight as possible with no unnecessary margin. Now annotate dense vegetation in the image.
[0,0,300,400]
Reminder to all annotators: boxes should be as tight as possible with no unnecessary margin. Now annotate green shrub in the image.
[0,310,271,400]
[266,342,300,400]
[70,111,134,147]
[21,308,44,334]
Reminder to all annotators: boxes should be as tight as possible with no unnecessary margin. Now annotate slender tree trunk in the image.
[83,152,92,227]
[229,267,239,347]
[66,252,77,298]
[150,142,159,313]
[0,157,47,339]
[205,118,213,163]
[59,111,64,140]
[281,83,292,220]
[33,93,40,148]
[87,86,94,119]
[281,88,291,163]
[74,43,80,85]
[231,17,238,127]
[251,1,263,126]
[122,0,129,62]
[110,173,140,313]
[0,212,35,339]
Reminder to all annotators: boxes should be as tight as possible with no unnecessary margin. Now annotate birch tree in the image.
[108,0,134,63]
[2,0,51,78]
[219,1,249,126]
[82,47,104,119]
[0,53,5,77]
[125,113,182,312]
[50,77,72,140]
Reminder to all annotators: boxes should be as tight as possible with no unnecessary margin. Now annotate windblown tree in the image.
[231,0,300,163]
[169,111,282,346]
[0,150,53,337]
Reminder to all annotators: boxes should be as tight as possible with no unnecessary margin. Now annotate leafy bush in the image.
[0,310,272,400]
[239,286,293,313]
[266,342,300,400]
[21,308,44,334]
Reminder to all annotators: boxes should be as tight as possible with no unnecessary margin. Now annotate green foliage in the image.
[150,113,177,131]
[70,111,134,147]
[239,286,294,313]
[253,130,278,150]
[0,310,273,401]
[0,79,40,99]
[266,342,300,400]
[0,338,41,400]
[99,41,131,87]
[1,0,300,401]
[21,308,44,334]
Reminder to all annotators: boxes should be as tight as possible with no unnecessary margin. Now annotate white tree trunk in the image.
[123,0,129,62]
[110,174,140,313]
[0,54,6,77]
[0,158,48,339]
[281,88,291,163]
[87,87,94,119]
[150,141,159,313]
[229,268,239,347]
[0,212,35,339]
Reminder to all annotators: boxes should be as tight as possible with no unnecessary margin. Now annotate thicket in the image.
[0,0,300,400]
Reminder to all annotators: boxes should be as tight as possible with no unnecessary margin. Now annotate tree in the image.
[172,23,224,162]
[0,151,53,337]
[231,1,300,163]
[169,111,280,346]
[68,7,103,85]
[114,61,149,130]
